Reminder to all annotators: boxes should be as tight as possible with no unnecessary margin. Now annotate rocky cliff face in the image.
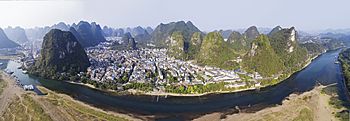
[0,28,20,49]
[29,29,90,79]
[166,31,203,60]
[167,31,185,59]
[269,27,299,54]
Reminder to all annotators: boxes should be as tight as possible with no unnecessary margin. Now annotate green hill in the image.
[243,35,284,77]
[197,32,238,70]
[29,29,90,80]
[151,21,201,47]
[269,27,308,72]
[167,31,186,59]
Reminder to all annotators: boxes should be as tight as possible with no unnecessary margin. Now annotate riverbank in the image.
[338,48,350,101]
[194,84,341,121]
[0,71,25,116]
[0,70,142,121]
[34,86,143,121]
[2,47,343,120]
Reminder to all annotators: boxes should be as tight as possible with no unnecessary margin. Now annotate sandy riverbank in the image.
[193,84,340,121]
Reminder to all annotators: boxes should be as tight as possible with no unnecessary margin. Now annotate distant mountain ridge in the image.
[69,21,106,47]
[0,28,20,49]
[4,26,29,44]
[24,21,107,48]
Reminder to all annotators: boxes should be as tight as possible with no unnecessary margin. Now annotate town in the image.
[83,38,263,93]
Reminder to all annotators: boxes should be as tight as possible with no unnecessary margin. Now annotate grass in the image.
[292,108,313,121]
[322,85,350,121]
[1,94,52,121]
[39,87,129,121]
[0,76,7,95]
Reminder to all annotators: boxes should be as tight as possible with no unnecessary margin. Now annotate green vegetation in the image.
[339,49,350,121]
[243,35,284,77]
[164,82,250,94]
[0,74,7,95]
[321,37,345,50]
[1,94,52,121]
[124,82,154,92]
[335,110,349,121]
[153,24,313,82]
[227,31,248,54]
[269,27,308,73]
[187,32,202,59]
[301,42,326,56]
[151,21,201,47]
[292,108,313,121]
[339,48,350,89]
[197,32,238,70]
[167,31,186,59]
[322,85,350,121]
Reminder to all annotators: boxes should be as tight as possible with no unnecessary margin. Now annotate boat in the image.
[23,85,34,91]
[335,61,340,64]
[5,69,14,74]
[22,70,28,74]
[0,63,3,65]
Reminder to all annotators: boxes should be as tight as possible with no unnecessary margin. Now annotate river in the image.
[1,49,349,120]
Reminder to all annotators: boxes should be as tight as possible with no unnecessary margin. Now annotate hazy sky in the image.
[0,0,349,31]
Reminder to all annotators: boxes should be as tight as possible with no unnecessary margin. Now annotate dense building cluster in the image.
[86,42,263,89]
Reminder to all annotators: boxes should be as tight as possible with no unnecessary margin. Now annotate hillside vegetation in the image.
[160,22,309,78]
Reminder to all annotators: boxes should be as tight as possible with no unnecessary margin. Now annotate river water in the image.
[2,49,349,120]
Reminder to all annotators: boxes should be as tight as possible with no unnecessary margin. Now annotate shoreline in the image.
[65,52,322,97]
[193,84,339,121]
[337,48,350,101]
[35,85,144,121]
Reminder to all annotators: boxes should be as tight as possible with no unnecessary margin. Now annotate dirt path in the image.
[0,72,24,115]
[315,91,337,121]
